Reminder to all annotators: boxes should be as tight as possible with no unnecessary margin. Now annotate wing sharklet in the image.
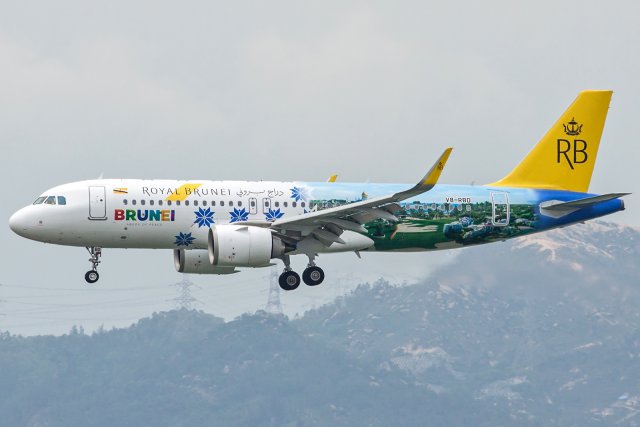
[391,147,453,201]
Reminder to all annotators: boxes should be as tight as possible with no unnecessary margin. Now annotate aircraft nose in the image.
[9,208,28,236]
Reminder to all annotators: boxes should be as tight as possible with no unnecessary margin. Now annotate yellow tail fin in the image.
[488,90,612,192]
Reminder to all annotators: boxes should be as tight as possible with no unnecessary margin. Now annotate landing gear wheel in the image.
[85,270,99,284]
[279,271,301,291]
[85,247,102,284]
[302,266,325,286]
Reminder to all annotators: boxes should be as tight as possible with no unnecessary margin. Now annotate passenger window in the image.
[229,201,234,207]
[185,200,190,206]
[301,202,306,208]
[292,202,297,208]
[132,200,137,205]
[33,197,46,205]
[194,200,198,206]
[275,201,280,207]
[250,200,256,207]
[176,201,181,206]
[45,196,56,205]
[149,200,154,206]
[123,199,128,205]
[203,201,207,206]
[238,201,242,207]
[167,201,172,206]
[57,196,67,205]
[158,200,163,206]
[211,201,216,206]
[284,201,288,207]
[141,200,146,206]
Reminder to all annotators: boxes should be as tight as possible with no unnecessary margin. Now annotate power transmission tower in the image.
[169,275,202,310]
[334,272,355,309]
[265,266,283,315]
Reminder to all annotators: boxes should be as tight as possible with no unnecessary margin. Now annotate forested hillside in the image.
[1,222,638,426]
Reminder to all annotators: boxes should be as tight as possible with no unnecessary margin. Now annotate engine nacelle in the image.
[208,225,285,267]
[173,249,237,274]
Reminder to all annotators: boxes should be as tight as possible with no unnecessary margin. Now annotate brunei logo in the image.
[563,117,583,136]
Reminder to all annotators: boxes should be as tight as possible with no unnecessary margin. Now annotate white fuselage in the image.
[9,179,311,250]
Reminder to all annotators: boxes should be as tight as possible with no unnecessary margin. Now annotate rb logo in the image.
[557,139,588,170]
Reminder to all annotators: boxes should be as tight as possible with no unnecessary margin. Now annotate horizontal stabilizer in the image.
[540,193,629,218]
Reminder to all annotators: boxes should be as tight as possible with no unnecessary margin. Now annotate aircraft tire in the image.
[85,270,99,284]
[302,266,324,286]
[279,271,300,291]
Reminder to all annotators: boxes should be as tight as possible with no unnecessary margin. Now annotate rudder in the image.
[488,90,612,192]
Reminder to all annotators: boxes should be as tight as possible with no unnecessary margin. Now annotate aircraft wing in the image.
[270,148,452,245]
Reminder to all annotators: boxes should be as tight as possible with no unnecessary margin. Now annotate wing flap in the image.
[317,218,368,234]
[312,228,345,244]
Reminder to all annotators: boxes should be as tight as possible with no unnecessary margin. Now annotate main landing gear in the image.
[278,255,325,291]
[85,247,102,284]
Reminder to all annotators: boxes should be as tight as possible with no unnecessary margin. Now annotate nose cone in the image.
[9,208,29,237]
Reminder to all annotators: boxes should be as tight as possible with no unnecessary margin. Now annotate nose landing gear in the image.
[85,247,102,284]
[85,270,99,284]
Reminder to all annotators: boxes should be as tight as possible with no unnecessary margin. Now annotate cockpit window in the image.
[34,195,67,205]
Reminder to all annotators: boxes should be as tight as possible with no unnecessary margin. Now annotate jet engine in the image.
[173,249,237,274]
[208,225,286,267]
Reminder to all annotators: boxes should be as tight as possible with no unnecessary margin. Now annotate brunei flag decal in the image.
[113,188,128,195]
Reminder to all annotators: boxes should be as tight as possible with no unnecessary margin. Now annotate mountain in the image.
[0,221,638,426]
[0,309,492,427]
[300,221,640,425]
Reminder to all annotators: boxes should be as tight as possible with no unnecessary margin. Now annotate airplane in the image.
[9,90,629,291]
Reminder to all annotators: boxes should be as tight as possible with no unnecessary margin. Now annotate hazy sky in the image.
[1,1,638,335]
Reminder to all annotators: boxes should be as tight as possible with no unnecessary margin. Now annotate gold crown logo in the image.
[563,117,583,136]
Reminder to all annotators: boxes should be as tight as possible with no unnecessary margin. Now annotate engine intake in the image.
[208,225,285,267]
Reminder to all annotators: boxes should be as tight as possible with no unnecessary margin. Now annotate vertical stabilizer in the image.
[488,90,612,192]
